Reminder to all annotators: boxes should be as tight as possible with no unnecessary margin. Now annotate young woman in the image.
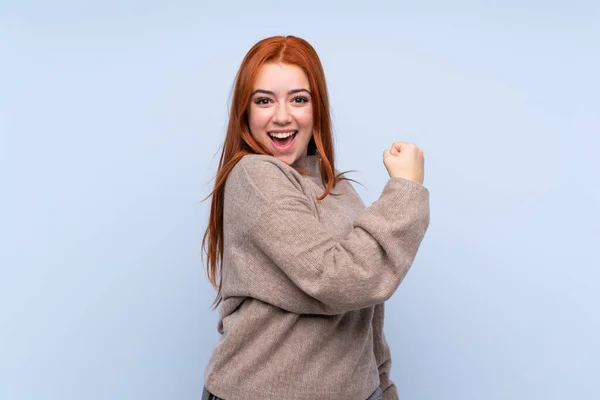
[202,35,429,400]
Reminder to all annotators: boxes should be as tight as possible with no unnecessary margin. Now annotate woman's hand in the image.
[383,142,425,184]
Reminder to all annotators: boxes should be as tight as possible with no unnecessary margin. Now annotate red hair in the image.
[202,35,354,308]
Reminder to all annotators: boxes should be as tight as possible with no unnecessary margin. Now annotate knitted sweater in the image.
[204,154,430,400]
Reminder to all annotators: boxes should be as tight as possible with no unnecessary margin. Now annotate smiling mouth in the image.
[268,130,298,150]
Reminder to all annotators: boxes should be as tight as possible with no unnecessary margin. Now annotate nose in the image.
[273,103,292,125]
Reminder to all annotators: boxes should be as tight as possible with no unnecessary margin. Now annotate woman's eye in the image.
[255,98,271,105]
[293,96,309,103]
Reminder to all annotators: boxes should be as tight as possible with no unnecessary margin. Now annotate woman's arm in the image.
[224,154,429,315]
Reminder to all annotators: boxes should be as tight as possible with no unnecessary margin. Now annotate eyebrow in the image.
[251,88,312,96]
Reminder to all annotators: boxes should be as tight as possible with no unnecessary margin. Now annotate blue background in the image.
[1,1,599,399]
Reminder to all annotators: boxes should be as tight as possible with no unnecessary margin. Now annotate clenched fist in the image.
[383,142,425,185]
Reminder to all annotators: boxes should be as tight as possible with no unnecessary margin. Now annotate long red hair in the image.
[202,35,354,308]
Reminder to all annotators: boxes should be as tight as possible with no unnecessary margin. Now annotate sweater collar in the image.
[292,154,321,176]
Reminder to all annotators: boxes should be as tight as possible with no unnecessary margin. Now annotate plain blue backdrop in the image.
[1,1,599,399]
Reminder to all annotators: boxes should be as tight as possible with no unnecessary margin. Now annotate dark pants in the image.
[201,385,223,400]
[202,386,383,400]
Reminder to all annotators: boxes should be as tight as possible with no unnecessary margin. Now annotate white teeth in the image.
[269,131,296,139]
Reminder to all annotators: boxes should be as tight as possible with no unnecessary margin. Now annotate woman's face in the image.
[248,62,314,165]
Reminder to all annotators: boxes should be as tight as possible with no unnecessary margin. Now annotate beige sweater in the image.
[204,154,430,400]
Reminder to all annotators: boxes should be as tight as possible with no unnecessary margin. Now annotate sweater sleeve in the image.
[225,155,429,315]
[372,302,399,400]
